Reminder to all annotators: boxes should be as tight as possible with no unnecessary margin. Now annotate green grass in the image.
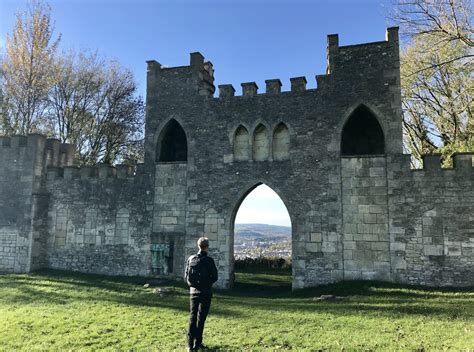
[0,269,473,351]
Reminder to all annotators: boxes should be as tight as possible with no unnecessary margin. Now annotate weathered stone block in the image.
[424,245,443,256]
[310,232,322,242]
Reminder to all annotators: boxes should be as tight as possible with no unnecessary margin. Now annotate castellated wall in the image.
[341,155,474,287]
[387,154,474,286]
[0,134,74,273]
[44,164,155,277]
[0,27,472,289]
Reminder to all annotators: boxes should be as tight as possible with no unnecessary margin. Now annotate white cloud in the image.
[235,184,291,226]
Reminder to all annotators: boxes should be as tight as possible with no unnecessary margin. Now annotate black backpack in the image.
[187,255,209,288]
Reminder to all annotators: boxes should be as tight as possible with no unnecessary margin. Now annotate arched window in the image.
[156,119,187,162]
[341,106,385,156]
[253,124,269,161]
[272,123,290,160]
[234,125,250,161]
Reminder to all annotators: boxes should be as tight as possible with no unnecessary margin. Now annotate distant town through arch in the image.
[232,184,292,289]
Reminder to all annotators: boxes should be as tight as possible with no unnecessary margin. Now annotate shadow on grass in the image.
[1,268,473,320]
[0,270,242,318]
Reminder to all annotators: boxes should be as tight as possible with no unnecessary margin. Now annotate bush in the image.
[235,257,291,271]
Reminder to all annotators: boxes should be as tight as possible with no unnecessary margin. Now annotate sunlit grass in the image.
[0,269,473,351]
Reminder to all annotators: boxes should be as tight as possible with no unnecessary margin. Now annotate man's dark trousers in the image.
[187,292,212,349]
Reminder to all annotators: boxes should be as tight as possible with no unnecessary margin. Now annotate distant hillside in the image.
[235,223,291,242]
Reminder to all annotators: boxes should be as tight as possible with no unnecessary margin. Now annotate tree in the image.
[1,0,60,135]
[82,61,144,165]
[392,0,473,166]
[49,52,144,165]
[401,36,473,165]
[393,0,473,67]
[1,1,144,165]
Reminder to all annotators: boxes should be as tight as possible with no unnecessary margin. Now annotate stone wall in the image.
[44,164,154,277]
[341,157,390,281]
[0,135,49,272]
[388,154,474,286]
[0,229,18,272]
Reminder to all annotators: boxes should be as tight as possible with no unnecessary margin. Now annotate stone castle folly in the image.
[1,27,473,289]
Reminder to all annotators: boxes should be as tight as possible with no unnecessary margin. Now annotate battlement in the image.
[419,153,474,173]
[44,138,75,168]
[0,134,75,168]
[146,27,400,101]
[214,28,398,98]
[0,133,147,184]
[146,52,215,98]
[217,75,316,98]
[391,153,474,177]
[46,163,144,181]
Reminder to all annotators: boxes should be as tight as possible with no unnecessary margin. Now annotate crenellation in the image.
[80,166,98,178]
[326,34,339,74]
[327,33,339,48]
[315,74,328,88]
[46,138,61,167]
[45,163,141,182]
[385,26,399,46]
[0,136,11,146]
[218,84,235,98]
[405,153,474,176]
[290,76,307,92]
[453,153,474,170]
[265,79,282,94]
[116,164,134,178]
[241,82,258,96]
[98,164,116,179]
[59,143,75,167]
[146,59,161,72]
[190,52,205,68]
[11,135,27,148]
[422,154,442,172]
[216,76,319,99]
[64,166,80,179]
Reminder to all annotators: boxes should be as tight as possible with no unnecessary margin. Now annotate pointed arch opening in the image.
[253,124,269,161]
[231,183,292,291]
[272,123,290,160]
[341,105,385,156]
[233,125,250,161]
[156,119,188,162]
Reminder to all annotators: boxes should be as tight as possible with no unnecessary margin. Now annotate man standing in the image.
[184,237,218,351]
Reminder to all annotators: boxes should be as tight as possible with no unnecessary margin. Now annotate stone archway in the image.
[228,182,293,288]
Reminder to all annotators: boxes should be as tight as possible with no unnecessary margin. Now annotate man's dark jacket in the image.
[184,251,218,294]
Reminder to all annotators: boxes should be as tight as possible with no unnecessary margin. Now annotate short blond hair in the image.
[197,237,209,249]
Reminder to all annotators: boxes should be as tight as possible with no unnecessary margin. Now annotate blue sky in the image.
[0,0,393,98]
[235,185,291,226]
[0,0,393,226]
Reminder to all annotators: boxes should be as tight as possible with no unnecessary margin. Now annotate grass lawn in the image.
[0,268,473,351]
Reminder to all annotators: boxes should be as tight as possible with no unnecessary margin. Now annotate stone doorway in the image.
[229,183,292,290]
